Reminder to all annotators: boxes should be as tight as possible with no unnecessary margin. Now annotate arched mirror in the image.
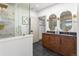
[49,14,57,30]
[60,11,72,31]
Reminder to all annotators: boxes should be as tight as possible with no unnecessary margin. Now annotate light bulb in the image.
[2,8,6,11]
[0,7,1,11]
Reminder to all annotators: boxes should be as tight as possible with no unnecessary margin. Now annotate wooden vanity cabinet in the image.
[42,33,77,56]
[42,33,51,49]
[59,36,76,56]
[50,34,60,52]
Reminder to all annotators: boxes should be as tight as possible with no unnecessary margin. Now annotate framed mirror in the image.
[49,14,57,30]
[60,11,72,31]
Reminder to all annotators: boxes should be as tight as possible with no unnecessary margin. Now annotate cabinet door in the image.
[50,35,60,52]
[60,36,76,56]
[54,35,60,52]
[42,34,51,48]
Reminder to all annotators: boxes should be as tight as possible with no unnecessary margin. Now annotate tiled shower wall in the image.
[0,3,30,38]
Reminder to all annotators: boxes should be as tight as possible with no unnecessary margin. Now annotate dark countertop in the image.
[46,31,77,37]
[44,32,77,37]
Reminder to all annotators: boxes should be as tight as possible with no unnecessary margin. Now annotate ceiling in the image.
[30,3,58,12]
[7,3,58,12]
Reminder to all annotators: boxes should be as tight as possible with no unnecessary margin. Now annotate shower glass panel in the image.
[0,3,30,38]
[15,3,30,36]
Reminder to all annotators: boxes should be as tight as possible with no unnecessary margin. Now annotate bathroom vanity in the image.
[42,32,77,56]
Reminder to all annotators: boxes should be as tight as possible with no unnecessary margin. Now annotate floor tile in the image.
[33,41,62,56]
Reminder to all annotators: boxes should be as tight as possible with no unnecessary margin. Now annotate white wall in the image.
[30,10,39,43]
[0,34,33,56]
[77,4,79,56]
[38,3,77,32]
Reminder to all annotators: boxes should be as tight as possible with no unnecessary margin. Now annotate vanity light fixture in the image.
[73,14,77,18]
[0,7,1,10]
[57,17,60,20]
[0,3,8,12]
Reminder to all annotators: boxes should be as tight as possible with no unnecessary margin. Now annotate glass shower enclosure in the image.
[0,3,31,38]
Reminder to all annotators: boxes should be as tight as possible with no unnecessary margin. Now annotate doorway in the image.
[38,16,46,40]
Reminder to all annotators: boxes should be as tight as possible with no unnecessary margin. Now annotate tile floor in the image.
[33,41,62,56]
